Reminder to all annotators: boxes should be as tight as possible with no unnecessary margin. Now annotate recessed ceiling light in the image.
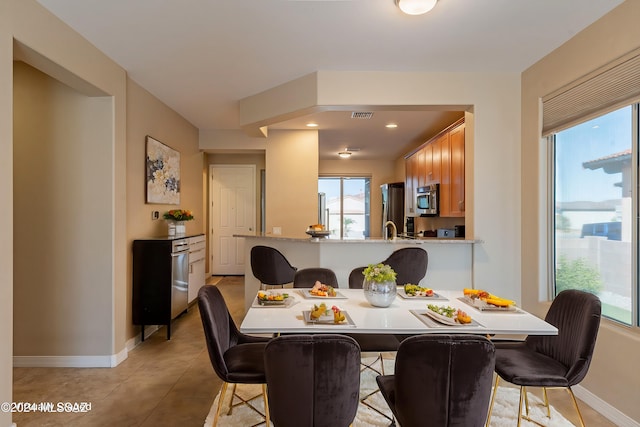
[385,123,398,128]
[338,151,352,158]
[306,123,319,127]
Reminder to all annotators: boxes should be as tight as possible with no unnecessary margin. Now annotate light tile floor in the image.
[12,276,615,426]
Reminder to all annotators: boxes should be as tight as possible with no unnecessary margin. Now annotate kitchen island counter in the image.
[235,234,480,310]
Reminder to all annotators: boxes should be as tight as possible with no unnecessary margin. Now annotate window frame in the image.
[548,103,640,327]
[318,175,371,239]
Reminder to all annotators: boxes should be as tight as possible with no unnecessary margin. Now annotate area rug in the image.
[203,355,575,426]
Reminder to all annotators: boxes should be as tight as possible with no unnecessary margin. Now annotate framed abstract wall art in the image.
[146,135,180,204]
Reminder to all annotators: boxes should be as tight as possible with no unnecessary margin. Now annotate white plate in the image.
[410,309,484,328]
[298,289,348,299]
[397,288,447,300]
[423,308,461,325]
[302,310,355,326]
[252,292,295,308]
[458,296,520,312]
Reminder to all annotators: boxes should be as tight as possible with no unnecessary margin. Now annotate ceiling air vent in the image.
[351,111,374,119]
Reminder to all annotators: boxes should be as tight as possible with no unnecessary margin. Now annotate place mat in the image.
[397,288,448,300]
[297,289,348,299]
[457,297,523,313]
[410,309,485,329]
[302,310,356,327]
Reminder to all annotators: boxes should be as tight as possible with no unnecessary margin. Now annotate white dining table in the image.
[240,288,558,336]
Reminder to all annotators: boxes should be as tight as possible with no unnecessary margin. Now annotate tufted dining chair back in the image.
[250,245,297,289]
[293,267,338,288]
[264,334,361,427]
[376,334,495,427]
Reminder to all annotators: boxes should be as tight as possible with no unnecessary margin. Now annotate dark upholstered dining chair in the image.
[293,267,339,288]
[250,245,297,289]
[376,334,496,427]
[486,289,601,427]
[264,334,361,427]
[198,285,271,426]
[382,247,428,286]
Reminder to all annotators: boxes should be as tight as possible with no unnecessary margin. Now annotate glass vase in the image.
[363,279,397,307]
[175,221,186,235]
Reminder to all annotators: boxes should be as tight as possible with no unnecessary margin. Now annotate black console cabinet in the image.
[132,238,189,340]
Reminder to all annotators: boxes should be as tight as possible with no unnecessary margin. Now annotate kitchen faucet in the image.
[384,221,397,240]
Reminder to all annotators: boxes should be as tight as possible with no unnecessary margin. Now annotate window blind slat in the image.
[542,50,640,135]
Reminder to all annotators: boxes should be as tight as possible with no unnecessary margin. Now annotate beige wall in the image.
[126,79,201,341]
[521,0,640,422]
[2,0,127,422]
[0,0,12,419]
[265,130,319,238]
[319,159,400,238]
[13,61,114,356]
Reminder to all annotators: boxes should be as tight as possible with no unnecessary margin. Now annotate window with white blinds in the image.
[542,48,640,136]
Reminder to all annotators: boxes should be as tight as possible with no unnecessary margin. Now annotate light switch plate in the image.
[272,226,282,235]
[152,211,160,220]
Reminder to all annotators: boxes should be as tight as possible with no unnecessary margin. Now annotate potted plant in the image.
[164,209,194,235]
[362,263,397,307]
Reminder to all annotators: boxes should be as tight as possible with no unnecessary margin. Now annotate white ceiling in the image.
[36,0,624,159]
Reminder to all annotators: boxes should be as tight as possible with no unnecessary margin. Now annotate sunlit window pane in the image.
[554,106,633,324]
[319,177,370,239]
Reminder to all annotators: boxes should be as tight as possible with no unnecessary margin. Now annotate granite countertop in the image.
[134,233,205,242]
[233,234,481,244]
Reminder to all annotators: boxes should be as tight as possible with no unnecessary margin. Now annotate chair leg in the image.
[567,386,586,427]
[213,382,229,426]
[227,383,238,415]
[359,353,394,423]
[523,386,530,417]
[517,387,525,427]
[485,375,500,427]
[542,387,550,418]
[262,383,270,427]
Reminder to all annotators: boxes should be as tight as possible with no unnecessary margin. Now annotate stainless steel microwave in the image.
[416,184,439,216]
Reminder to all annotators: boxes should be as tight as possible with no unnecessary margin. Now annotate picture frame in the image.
[145,135,180,204]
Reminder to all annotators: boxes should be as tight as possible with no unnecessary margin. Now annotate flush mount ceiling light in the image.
[338,151,352,158]
[385,123,398,128]
[306,123,319,127]
[395,0,437,15]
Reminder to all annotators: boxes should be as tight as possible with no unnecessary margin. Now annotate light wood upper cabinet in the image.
[449,122,465,217]
[405,118,465,218]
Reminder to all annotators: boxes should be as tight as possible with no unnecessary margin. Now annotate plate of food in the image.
[460,288,520,312]
[411,304,480,327]
[253,290,295,307]
[397,284,447,300]
[306,224,331,238]
[299,281,347,299]
[302,304,355,326]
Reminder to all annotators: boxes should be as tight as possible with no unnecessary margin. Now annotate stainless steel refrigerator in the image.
[381,182,404,237]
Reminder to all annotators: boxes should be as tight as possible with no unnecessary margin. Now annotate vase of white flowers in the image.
[362,263,397,307]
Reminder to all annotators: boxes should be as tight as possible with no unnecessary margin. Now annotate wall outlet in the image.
[272,226,282,235]
[152,211,160,220]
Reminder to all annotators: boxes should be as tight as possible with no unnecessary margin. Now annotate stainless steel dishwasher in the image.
[170,239,190,319]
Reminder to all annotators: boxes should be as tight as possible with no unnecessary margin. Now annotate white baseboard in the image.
[13,355,114,368]
[13,325,165,368]
[574,385,640,427]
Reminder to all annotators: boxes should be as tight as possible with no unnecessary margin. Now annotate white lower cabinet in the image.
[188,235,206,303]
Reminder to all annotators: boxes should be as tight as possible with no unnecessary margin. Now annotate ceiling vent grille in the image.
[351,111,374,119]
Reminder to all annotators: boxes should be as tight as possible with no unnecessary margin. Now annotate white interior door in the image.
[210,165,256,275]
